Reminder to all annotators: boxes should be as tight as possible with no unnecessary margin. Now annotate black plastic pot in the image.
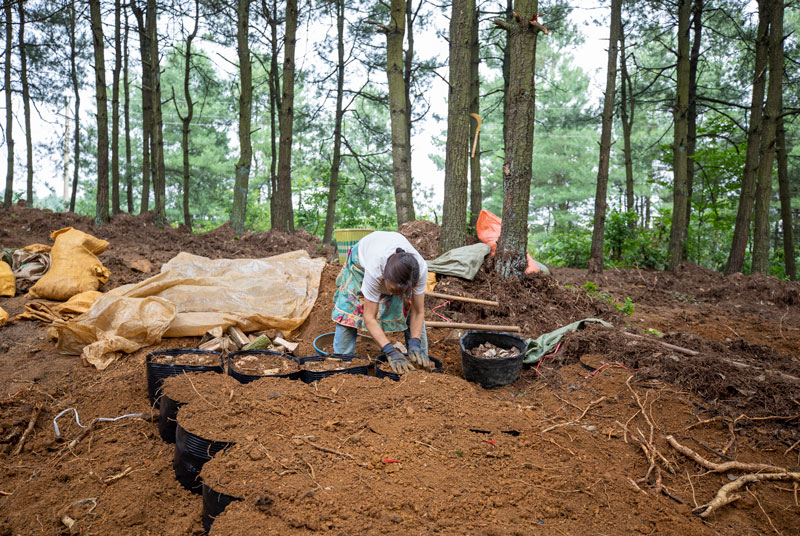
[146,349,223,408]
[173,424,234,494]
[201,482,242,533]
[298,354,370,384]
[226,350,301,383]
[158,394,185,444]
[459,331,527,389]
[374,354,443,381]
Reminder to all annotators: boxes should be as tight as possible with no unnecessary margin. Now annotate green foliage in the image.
[582,281,635,316]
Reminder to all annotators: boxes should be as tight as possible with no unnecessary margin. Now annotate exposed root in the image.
[12,404,42,456]
[693,472,800,519]
[666,435,787,473]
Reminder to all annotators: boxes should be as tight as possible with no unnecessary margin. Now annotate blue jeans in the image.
[333,321,428,355]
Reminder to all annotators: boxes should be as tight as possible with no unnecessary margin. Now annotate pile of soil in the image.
[398,219,442,260]
[149,351,221,366]
[468,342,517,359]
[230,353,299,376]
[162,371,241,405]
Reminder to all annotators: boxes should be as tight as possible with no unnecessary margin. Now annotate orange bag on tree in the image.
[475,209,540,274]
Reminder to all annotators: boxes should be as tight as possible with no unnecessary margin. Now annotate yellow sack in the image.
[426,272,437,293]
[0,261,14,297]
[28,228,110,301]
[0,306,8,326]
[16,290,103,323]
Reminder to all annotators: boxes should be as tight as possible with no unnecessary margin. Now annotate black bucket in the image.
[173,424,234,493]
[146,349,223,408]
[459,331,527,389]
[226,350,301,383]
[158,394,185,444]
[374,354,444,381]
[202,482,242,533]
[298,354,370,384]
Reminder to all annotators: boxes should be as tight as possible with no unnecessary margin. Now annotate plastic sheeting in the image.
[52,251,326,370]
[16,290,103,323]
[427,243,492,280]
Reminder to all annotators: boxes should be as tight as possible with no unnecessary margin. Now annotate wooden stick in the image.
[425,321,520,332]
[622,332,699,355]
[12,404,42,456]
[667,435,787,473]
[227,326,250,349]
[470,113,482,158]
[425,291,499,307]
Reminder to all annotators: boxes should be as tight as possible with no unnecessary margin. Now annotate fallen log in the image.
[426,321,521,333]
[425,291,499,307]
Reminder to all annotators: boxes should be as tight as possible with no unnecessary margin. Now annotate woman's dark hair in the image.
[384,248,420,291]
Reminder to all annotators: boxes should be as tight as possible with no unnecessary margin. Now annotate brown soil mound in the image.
[301,356,371,372]
[162,371,241,404]
[398,219,441,259]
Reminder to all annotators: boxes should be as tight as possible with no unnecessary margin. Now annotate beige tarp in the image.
[16,290,103,323]
[52,250,326,369]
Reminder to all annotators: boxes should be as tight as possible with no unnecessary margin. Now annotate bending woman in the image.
[332,231,430,373]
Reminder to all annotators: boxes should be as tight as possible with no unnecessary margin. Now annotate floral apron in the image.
[331,244,411,333]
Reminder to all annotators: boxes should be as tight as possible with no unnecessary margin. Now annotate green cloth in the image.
[427,243,491,280]
[524,318,612,364]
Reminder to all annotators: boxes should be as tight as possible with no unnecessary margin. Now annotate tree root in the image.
[12,404,42,456]
[692,472,800,518]
[666,435,787,473]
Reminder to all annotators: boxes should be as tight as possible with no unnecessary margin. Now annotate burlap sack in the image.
[0,261,14,297]
[28,228,110,301]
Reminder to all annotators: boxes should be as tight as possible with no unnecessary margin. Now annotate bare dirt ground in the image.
[1,206,798,535]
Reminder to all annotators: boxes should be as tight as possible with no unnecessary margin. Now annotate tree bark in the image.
[272,0,297,232]
[726,0,770,274]
[18,2,32,205]
[323,0,346,244]
[111,0,121,214]
[90,0,110,225]
[620,29,634,220]
[468,5,481,233]
[494,0,540,279]
[179,0,199,231]
[147,0,166,227]
[588,0,621,274]
[4,2,13,208]
[385,0,415,225]
[752,0,782,274]
[440,0,474,254]
[131,0,152,214]
[231,0,254,234]
[68,2,80,213]
[685,0,702,247]
[263,0,280,222]
[123,6,132,213]
[667,0,691,270]
[502,0,512,152]
[776,114,796,280]
[403,0,414,182]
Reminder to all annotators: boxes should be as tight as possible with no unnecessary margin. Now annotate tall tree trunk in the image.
[180,0,199,231]
[776,114,796,280]
[123,6,132,213]
[147,0,166,227]
[468,5,481,233]
[69,2,80,213]
[273,0,297,232]
[384,0,415,225]
[403,0,414,180]
[667,0,691,270]
[588,0,622,274]
[111,0,122,214]
[63,97,69,203]
[323,0,346,244]
[685,0,702,252]
[131,0,152,214]
[502,0,512,151]
[231,0,254,234]
[3,2,13,208]
[620,30,634,219]
[90,0,110,225]
[264,0,280,223]
[18,2,32,205]
[726,0,770,274]
[440,0,474,253]
[752,0,782,274]
[493,0,540,279]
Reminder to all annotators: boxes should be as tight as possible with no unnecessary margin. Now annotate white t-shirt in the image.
[357,231,428,303]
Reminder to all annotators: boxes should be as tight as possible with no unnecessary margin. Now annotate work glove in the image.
[382,343,415,374]
[406,337,430,368]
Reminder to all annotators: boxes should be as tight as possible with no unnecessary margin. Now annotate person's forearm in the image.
[364,316,391,348]
[409,304,424,339]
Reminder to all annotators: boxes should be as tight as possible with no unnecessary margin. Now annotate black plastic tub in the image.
[374,354,444,381]
[202,482,242,533]
[298,354,370,384]
[158,394,185,444]
[146,349,223,408]
[459,331,527,389]
[173,424,234,494]
[227,350,301,383]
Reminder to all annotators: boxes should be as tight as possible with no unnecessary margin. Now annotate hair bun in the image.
[395,248,405,254]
